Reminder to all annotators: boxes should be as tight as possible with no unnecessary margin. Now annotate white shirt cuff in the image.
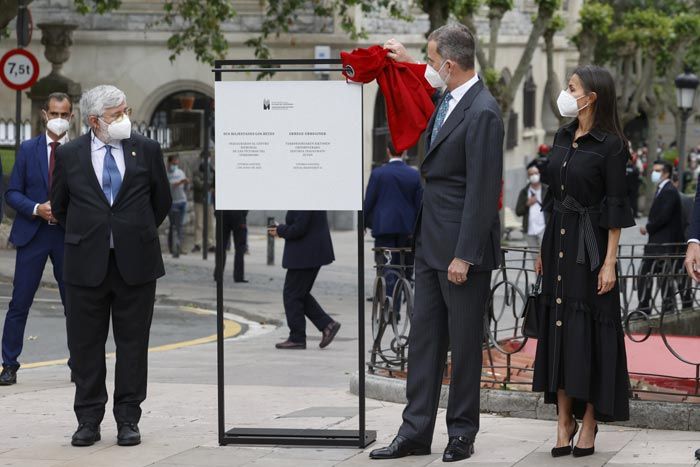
[33,204,39,216]
[688,239,700,244]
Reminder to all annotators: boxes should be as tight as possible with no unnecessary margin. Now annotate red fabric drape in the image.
[341,45,435,153]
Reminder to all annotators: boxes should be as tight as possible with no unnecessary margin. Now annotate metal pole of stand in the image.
[266,217,275,265]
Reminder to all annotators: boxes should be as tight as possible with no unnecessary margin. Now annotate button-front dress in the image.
[532,120,635,422]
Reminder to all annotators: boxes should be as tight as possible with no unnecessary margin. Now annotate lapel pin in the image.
[131,151,136,157]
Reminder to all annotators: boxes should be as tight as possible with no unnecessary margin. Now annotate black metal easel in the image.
[212,58,376,448]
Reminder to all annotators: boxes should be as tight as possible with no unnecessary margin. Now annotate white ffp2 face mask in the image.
[557,90,589,118]
[46,118,70,136]
[424,61,448,89]
[529,174,540,185]
[101,115,132,141]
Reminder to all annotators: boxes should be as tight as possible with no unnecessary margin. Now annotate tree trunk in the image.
[488,8,505,67]
[544,30,564,126]
[422,0,449,35]
[461,13,491,70]
[577,31,597,66]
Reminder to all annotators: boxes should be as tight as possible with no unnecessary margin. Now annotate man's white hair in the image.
[80,85,126,125]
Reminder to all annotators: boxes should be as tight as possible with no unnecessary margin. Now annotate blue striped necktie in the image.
[430,92,452,147]
[102,145,122,205]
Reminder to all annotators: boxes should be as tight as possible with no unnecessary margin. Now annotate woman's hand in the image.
[534,254,543,276]
[597,261,616,295]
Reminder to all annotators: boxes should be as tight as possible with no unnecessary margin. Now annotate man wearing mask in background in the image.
[638,160,684,313]
[51,85,171,447]
[1,93,73,386]
[515,160,548,250]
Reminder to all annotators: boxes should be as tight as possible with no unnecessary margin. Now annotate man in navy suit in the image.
[268,211,341,350]
[0,93,73,385]
[638,160,684,313]
[365,142,423,296]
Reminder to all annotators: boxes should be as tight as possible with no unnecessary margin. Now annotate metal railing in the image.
[0,119,32,146]
[368,244,700,402]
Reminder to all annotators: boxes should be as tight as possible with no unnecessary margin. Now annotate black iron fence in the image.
[368,244,700,402]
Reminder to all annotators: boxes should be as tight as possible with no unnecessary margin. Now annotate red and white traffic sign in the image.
[0,48,40,91]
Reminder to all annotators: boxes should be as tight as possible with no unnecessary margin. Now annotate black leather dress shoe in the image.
[369,435,430,459]
[443,436,474,462]
[71,423,101,446]
[0,366,17,386]
[117,422,141,446]
[275,340,306,349]
[319,322,341,348]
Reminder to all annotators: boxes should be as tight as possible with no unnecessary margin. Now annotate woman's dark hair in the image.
[572,65,626,145]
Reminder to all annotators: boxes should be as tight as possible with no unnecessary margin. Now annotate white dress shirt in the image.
[33,132,69,216]
[91,131,126,205]
[444,74,480,122]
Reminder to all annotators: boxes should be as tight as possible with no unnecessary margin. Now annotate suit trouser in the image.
[374,234,413,296]
[283,267,333,343]
[398,252,491,445]
[638,252,677,311]
[168,201,186,256]
[218,217,246,282]
[65,252,155,425]
[193,202,215,247]
[2,223,65,368]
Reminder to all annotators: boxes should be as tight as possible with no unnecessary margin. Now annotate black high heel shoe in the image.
[551,418,579,457]
[572,425,598,458]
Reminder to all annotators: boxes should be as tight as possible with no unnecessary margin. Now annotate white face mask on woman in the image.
[556,90,589,118]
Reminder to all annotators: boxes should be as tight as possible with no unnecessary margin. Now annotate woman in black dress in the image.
[533,65,635,458]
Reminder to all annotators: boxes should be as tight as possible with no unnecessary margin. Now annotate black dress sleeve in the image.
[599,143,636,229]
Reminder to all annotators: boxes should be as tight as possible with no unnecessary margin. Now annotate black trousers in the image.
[374,234,413,296]
[398,250,491,445]
[65,252,155,425]
[219,218,246,282]
[283,267,333,343]
[638,253,677,311]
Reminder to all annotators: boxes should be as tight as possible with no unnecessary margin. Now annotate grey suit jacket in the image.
[415,79,504,272]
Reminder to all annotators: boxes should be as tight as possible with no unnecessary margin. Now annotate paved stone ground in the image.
[0,223,698,466]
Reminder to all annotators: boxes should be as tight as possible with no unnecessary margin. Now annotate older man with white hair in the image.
[51,85,171,447]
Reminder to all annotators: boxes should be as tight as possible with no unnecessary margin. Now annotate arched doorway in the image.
[140,91,214,151]
[372,89,425,168]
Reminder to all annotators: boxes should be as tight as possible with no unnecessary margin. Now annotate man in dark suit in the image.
[0,93,73,385]
[268,211,341,350]
[216,210,249,283]
[365,141,423,295]
[51,85,171,447]
[638,160,684,313]
[371,25,503,462]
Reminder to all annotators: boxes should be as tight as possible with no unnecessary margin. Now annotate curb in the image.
[351,373,700,431]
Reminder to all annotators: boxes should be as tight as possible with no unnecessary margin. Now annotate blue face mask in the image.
[651,170,662,184]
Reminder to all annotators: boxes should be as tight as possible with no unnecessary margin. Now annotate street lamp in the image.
[674,68,699,192]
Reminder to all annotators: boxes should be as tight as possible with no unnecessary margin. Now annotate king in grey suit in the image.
[371,25,504,462]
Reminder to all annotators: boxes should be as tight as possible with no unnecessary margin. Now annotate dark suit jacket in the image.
[680,192,694,241]
[415,80,503,272]
[51,131,172,286]
[364,160,422,236]
[690,174,700,240]
[515,183,549,234]
[277,211,335,269]
[645,181,684,252]
[5,134,64,246]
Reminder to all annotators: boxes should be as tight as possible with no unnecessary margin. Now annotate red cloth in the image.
[341,45,435,152]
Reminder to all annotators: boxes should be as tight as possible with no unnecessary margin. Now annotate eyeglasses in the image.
[100,107,133,123]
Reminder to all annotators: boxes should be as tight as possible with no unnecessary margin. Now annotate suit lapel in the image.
[113,135,135,207]
[422,80,485,165]
[79,133,110,206]
[36,133,49,189]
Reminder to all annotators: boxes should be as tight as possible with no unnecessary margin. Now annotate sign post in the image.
[1,47,39,152]
[213,59,375,448]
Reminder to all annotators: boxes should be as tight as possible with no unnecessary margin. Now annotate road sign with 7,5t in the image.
[0,48,40,91]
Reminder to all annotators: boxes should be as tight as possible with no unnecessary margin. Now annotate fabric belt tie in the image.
[553,196,601,271]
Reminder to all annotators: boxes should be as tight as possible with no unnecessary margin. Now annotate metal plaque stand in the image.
[213,59,376,448]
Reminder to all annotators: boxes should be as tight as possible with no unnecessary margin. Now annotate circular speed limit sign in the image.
[0,48,40,91]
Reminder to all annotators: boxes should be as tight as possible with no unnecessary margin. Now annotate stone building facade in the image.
[0,0,593,229]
